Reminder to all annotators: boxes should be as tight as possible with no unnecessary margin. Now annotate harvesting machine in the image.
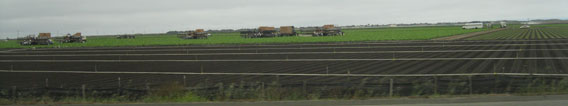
[178,29,211,39]
[19,33,54,45]
[312,24,344,36]
[278,26,297,36]
[240,26,278,38]
[62,32,87,43]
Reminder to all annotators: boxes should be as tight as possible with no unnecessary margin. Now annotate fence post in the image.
[492,75,497,93]
[261,82,265,99]
[347,70,351,82]
[434,76,438,95]
[333,48,336,53]
[12,86,16,99]
[183,75,187,87]
[493,64,496,74]
[200,65,204,74]
[117,77,122,95]
[469,76,473,95]
[326,66,329,75]
[10,65,13,71]
[303,80,307,97]
[45,78,49,88]
[82,84,86,100]
[94,64,97,72]
[204,77,209,88]
[146,83,150,95]
[118,77,121,88]
[146,83,150,90]
[392,52,396,60]
[389,79,394,97]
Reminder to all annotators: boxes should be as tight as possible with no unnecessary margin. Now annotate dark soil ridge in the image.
[432,28,507,40]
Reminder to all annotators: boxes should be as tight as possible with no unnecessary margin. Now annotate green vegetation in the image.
[467,24,568,40]
[0,26,486,48]
[0,92,204,105]
[1,82,205,105]
[3,76,568,105]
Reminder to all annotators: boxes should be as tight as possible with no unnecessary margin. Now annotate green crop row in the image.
[0,26,487,48]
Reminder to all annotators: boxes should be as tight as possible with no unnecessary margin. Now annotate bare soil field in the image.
[1,39,568,91]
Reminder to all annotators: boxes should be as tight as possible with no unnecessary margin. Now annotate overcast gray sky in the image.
[1,0,567,38]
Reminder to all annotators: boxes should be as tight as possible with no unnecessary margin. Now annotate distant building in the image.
[520,25,530,29]
[389,24,398,27]
[500,22,507,28]
[462,23,483,29]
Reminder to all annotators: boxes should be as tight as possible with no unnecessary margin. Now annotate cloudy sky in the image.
[1,0,567,38]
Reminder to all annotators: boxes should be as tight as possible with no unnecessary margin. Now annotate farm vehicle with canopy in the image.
[178,29,211,39]
[19,33,54,45]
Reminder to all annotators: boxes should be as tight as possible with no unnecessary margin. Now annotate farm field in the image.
[2,39,568,89]
[0,26,486,48]
[4,0,568,104]
[467,24,568,40]
[2,24,568,102]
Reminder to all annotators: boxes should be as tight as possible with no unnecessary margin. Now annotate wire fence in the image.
[2,70,568,100]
